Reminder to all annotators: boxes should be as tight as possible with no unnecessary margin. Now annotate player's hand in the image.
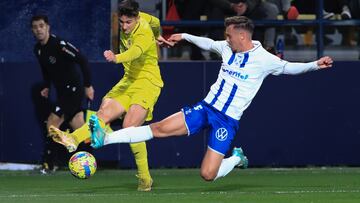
[85,86,94,101]
[40,88,49,98]
[317,56,333,69]
[104,50,116,63]
[168,34,183,45]
[157,35,175,48]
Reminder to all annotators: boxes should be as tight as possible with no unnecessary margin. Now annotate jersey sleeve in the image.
[210,40,227,55]
[58,40,92,87]
[182,33,224,55]
[139,12,160,38]
[282,61,320,75]
[34,47,51,88]
[263,51,289,75]
[115,32,153,63]
[265,51,319,75]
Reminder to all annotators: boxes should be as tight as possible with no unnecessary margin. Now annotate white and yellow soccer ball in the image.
[68,151,97,179]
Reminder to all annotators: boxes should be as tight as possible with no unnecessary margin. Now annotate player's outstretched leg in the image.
[89,114,106,149]
[232,147,248,169]
[48,126,77,152]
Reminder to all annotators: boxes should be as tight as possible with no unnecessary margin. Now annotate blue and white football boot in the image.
[89,114,106,149]
[232,147,249,169]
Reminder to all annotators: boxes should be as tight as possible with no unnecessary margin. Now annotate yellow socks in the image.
[130,142,151,178]
[72,117,106,145]
[71,124,91,145]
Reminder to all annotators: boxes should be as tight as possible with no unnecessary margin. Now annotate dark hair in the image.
[118,0,139,17]
[224,16,254,35]
[31,14,49,26]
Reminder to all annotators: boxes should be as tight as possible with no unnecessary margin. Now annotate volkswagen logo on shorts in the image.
[215,128,228,141]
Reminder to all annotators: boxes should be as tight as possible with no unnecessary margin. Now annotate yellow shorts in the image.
[104,78,161,121]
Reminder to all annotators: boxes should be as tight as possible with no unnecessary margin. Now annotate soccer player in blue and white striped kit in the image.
[89,16,333,181]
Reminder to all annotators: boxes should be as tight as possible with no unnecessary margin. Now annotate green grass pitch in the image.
[0,167,359,203]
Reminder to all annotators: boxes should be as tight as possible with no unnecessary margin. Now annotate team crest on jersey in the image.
[127,39,132,47]
[233,55,243,66]
[49,56,56,64]
[215,128,228,141]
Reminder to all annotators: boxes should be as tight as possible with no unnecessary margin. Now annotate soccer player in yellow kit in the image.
[48,0,171,191]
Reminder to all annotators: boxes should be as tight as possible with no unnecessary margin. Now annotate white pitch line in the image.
[274,190,360,194]
[0,189,359,198]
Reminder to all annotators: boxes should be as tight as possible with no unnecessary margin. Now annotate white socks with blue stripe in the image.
[104,125,153,145]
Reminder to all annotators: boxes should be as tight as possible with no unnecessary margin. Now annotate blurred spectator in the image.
[224,0,279,54]
[348,0,360,19]
[343,0,359,46]
[292,0,351,19]
[175,0,245,60]
[323,0,359,46]
[323,9,335,19]
[267,0,299,49]
[267,0,299,19]
[322,0,352,19]
[175,0,279,59]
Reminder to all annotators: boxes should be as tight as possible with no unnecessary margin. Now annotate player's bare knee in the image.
[122,121,136,128]
[200,169,216,181]
[70,112,85,129]
[96,108,110,123]
[72,112,84,121]
[47,113,63,127]
[200,167,217,181]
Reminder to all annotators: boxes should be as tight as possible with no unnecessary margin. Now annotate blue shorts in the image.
[182,101,239,155]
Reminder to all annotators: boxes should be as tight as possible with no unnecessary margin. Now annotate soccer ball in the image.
[68,151,97,179]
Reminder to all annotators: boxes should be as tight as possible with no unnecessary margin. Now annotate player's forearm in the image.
[282,61,320,75]
[182,33,214,51]
[115,45,142,63]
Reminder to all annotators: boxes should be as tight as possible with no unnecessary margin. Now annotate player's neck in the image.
[39,33,50,45]
[239,40,254,53]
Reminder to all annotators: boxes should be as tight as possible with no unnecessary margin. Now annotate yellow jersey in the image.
[115,12,163,87]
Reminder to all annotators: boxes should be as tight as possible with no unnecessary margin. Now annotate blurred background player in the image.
[31,15,94,174]
[89,15,333,182]
[48,0,172,191]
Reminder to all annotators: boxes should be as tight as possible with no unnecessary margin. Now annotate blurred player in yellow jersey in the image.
[48,0,172,191]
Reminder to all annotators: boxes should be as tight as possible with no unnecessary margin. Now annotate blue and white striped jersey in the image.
[182,34,319,120]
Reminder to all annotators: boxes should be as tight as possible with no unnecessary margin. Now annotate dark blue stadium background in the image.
[0,1,359,168]
[0,0,109,62]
